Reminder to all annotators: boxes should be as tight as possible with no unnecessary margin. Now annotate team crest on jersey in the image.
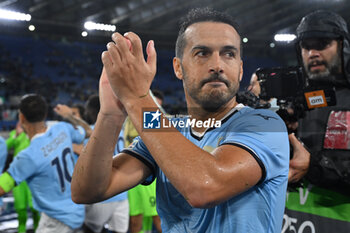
[128,139,139,149]
[217,136,224,147]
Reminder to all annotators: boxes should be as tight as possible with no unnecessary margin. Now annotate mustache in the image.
[308,60,327,70]
[200,73,230,87]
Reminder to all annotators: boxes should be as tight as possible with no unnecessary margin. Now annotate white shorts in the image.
[36,212,82,233]
[84,199,129,233]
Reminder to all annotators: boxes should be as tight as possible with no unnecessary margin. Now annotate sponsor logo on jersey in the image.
[128,139,139,149]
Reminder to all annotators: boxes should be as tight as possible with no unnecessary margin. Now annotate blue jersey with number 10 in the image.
[8,122,86,229]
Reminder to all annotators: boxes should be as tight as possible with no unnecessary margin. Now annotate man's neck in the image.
[26,122,47,140]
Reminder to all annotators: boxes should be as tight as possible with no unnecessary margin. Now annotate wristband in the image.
[0,172,15,193]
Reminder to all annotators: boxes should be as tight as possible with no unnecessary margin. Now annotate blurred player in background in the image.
[0,94,91,233]
[71,103,85,120]
[6,121,40,233]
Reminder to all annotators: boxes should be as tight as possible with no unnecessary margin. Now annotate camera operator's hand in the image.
[288,133,310,183]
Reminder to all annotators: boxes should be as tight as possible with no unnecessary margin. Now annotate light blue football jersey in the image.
[0,137,7,207]
[8,122,86,229]
[123,105,289,233]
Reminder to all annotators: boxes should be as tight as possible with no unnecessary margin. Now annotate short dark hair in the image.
[175,7,242,59]
[84,94,100,124]
[19,94,48,123]
[72,103,85,119]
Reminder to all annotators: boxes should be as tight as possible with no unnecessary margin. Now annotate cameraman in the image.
[285,10,350,232]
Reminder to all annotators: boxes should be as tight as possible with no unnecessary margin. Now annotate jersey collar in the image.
[190,103,245,140]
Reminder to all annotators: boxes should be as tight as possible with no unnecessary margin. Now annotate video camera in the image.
[255,66,336,120]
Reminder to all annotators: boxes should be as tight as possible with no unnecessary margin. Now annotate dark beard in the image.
[200,93,234,112]
[185,72,239,112]
[305,46,342,85]
[306,60,335,84]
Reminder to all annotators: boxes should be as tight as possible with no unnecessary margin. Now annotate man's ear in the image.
[173,57,183,80]
[18,112,26,125]
[239,60,243,82]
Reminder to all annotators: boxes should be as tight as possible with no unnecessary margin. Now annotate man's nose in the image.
[209,52,224,74]
[307,49,321,59]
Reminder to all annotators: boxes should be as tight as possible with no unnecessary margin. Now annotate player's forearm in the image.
[54,104,92,137]
[65,115,92,138]
[71,112,125,203]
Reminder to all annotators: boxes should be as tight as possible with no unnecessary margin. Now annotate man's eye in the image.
[224,51,235,57]
[196,51,208,56]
